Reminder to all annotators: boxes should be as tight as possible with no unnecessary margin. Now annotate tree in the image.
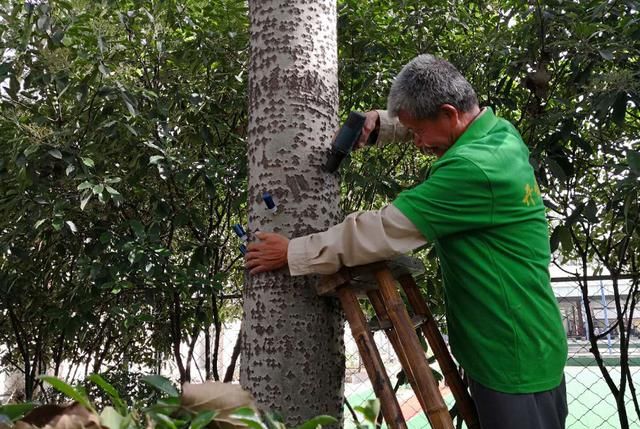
[241,1,345,425]
[0,0,249,399]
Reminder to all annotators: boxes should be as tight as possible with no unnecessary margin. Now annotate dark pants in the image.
[468,376,568,429]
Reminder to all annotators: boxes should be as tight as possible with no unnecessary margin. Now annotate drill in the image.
[324,111,378,173]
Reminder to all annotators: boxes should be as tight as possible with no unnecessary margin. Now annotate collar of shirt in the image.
[437,107,499,163]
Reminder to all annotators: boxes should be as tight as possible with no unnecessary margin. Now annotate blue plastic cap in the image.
[232,223,247,239]
[262,192,276,210]
[239,244,248,256]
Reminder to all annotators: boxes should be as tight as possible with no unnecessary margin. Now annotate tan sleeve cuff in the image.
[374,110,412,146]
[287,237,314,276]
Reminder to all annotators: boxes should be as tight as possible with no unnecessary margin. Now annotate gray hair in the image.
[387,54,478,119]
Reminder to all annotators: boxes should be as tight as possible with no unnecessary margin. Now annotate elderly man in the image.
[245,54,568,429]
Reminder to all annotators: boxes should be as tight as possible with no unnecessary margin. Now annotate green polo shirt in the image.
[393,108,567,393]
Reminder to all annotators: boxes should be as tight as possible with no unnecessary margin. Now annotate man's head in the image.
[387,54,480,157]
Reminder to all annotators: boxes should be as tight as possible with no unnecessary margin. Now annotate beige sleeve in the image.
[373,110,412,146]
[287,204,428,276]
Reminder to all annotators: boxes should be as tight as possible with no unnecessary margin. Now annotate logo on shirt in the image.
[523,182,541,206]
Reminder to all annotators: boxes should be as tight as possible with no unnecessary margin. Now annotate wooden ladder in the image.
[317,256,480,429]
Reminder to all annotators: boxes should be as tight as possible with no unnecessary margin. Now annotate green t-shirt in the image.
[393,108,567,393]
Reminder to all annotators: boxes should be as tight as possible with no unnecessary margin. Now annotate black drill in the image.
[324,111,378,173]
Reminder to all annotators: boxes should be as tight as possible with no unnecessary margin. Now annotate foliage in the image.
[0,374,338,429]
[0,0,249,398]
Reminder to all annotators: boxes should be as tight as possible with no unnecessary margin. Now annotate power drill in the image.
[324,111,378,173]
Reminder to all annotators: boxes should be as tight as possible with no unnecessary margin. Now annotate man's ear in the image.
[440,104,460,126]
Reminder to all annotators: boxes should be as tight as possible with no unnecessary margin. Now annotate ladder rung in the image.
[315,255,426,297]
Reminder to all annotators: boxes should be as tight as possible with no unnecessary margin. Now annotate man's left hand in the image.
[245,231,290,274]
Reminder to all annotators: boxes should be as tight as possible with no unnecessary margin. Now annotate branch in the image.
[223,329,242,383]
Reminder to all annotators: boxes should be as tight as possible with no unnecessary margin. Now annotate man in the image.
[245,54,568,429]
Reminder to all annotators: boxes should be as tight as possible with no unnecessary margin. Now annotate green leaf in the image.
[52,218,63,231]
[547,159,567,183]
[93,184,105,194]
[190,410,217,429]
[598,49,614,60]
[129,220,145,239]
[623,191,636,224]
[66,220,78,233]
[431,368,443,383]
[628,150,640,176]
[231,408,257,417]
[78,181,93,190]
[7,75,18,99]
[37,14,51,31]
[110,192,123,205]
[88,374,126,412]
[128,249,142,264]
[149,155,165,165]
[612,92,627,126]
[583,200,598,223]
[150,412,178,429]
[296,415,338,429]
[236,418,265,429]
[81,157,95,168]
[0,404,36,421]
[105,185,120,195]
[354,399,380,424]
[39,375,94,411]
[203,175,216,197]
[0,63,11,80]
[120,93,137,117]
[558,225,573,252]
[141,375,179,397]
[48,149,63,159]
[80,191,92,210]
[151,396,181,415]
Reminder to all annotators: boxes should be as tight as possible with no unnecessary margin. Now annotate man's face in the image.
[398,108,455,158]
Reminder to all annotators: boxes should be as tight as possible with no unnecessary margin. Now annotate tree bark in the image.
[242,0,345,425]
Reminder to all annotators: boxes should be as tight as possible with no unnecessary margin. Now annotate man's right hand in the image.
[354,110,380,150]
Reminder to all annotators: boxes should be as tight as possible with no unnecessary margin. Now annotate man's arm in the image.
[245,205,426,275]
[354,111,412,149]
[374,110,412,146]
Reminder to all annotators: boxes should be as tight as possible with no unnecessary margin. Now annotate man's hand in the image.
[354,110,380,150]
[245,231,290,274]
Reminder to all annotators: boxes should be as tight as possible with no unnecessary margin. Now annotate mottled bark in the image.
[241,0,345,425]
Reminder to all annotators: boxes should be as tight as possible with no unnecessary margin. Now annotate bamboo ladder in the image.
[317,256,480,429]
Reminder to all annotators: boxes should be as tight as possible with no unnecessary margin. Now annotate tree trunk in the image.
[242,0,345,425]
